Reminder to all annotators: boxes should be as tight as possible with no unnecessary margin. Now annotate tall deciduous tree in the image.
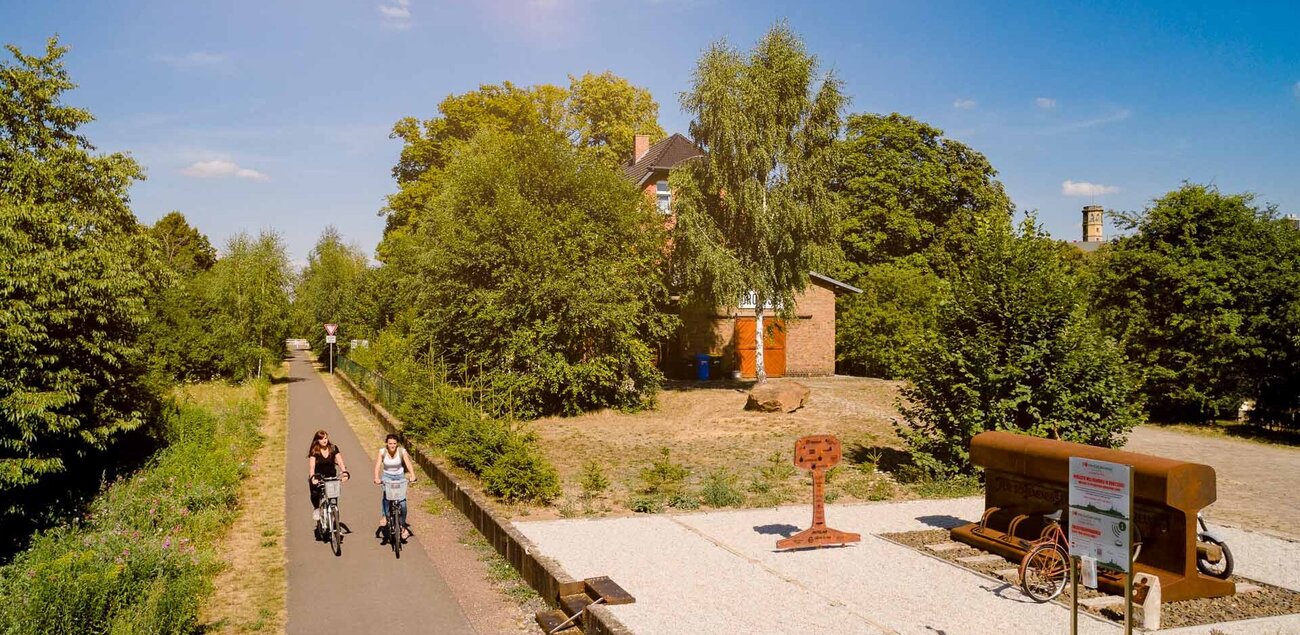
[405,128,676,416]
[1090,184,1300,423]
[671,23,844,382]
[831,113,1012,378]
[148,211,216,276]
[898,217,1142,476]
[208,231,293,380]
[292,226,371,350]
[567,71,666,166]
[0,38,161,547]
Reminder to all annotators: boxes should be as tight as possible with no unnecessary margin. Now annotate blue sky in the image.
[3,0,1298,264]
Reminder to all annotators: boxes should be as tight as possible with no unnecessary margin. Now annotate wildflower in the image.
[163,538,171,549]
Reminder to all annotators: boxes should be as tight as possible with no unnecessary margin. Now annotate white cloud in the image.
[1040,108,1132,134]
[158,51,229,70]
[378,0,412,28]
[1062,180,1118,197]
[1036,97,1057,109]
[952,99,977,110]
[180,159,269,182]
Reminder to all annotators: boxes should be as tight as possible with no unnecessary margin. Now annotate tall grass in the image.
[0,381,265,634]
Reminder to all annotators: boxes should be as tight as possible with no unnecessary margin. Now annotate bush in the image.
[897,217,1143,476]
[579,461,610,500]
[482,438,561,504]
[0,383,264,633]
[700,469,744,508]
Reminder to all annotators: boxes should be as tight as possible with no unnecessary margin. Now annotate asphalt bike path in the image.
[284,351,475,635]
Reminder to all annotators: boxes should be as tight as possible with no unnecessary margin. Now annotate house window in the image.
[656,180,671,214]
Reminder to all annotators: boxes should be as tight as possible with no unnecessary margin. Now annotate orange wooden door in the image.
[735,318,786,378]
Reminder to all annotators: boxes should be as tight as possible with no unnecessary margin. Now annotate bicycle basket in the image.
[323,479,342,499]
[383,479,408,501]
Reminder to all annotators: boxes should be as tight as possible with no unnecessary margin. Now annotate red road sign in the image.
[324,323,338,336]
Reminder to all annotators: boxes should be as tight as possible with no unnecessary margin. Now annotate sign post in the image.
[324,324,338,374]
[1068,457,1135,635]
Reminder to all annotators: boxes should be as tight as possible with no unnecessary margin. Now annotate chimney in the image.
[1082,205,1104,243]
[633,134,651,163]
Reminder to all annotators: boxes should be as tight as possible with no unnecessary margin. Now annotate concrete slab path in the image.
[284,352,475,635]
[516,498,1300,635]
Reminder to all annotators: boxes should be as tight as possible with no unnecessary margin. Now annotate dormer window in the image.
[656,180,671,214]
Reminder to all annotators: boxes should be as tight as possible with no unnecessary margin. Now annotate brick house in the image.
[624,134,861,378]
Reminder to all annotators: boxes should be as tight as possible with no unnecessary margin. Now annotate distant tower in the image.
[1082,205,1104,243]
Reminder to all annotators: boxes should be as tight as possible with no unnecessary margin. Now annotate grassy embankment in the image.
[0,376,277,634]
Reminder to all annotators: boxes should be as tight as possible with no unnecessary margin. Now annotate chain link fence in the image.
[337,356,404,413]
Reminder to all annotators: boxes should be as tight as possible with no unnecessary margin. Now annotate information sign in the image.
[1068,457,1132,573]
[326,335,336,344]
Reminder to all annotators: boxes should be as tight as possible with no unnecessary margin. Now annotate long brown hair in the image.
[306,430,332,458]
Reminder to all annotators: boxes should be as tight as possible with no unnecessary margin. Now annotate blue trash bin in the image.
[695,353,711,381]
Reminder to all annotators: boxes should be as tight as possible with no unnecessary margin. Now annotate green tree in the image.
[835,262,944,378]
[404,128,676,416]
[670,23,845,382]
[292,226,371,351]
[0,38,162,549]
[148,211,216,276]
[831,114,1012,378]
[207,231,293,380]
[898,217,1143,476]
[567,71,666,166]
[834,113,1012,278]
[1091,184,1300,423]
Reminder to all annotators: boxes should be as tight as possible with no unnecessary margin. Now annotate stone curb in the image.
[335,369,634,635]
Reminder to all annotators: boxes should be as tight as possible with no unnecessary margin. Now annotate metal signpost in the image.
[1068,456,1135,635]
[324,323,338,374]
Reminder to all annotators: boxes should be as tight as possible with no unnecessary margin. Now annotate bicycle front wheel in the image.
[1020,543,1069,602]
[329,505,342,557]
[389,505,402,559]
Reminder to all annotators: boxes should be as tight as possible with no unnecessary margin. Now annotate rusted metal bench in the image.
[950,431,1235,602]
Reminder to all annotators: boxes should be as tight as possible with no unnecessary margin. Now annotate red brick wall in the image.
[785,283,836,376]
[674,279,839,377]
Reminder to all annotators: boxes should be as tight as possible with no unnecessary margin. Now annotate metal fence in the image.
[337,356,404,413]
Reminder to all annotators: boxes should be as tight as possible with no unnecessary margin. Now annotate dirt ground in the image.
[529,378,1300,536]
[528,376,929,519]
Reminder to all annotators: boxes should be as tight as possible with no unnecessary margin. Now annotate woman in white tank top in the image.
[372,433,416,542]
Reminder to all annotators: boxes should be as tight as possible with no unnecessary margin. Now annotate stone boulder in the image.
[744,381,810,413]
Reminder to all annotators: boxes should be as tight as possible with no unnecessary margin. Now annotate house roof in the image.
[809,271,862,295]
[623,133,703,188]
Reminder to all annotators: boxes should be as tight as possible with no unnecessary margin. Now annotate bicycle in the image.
[1019,509,1146,603]
[1196,513,1233,579]
[315,474,347,557]
[1018,510,1071,602]
[381,478,411,559]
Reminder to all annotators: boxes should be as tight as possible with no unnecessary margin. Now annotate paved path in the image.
[284,352,474,635]
[1124,426,1300,536]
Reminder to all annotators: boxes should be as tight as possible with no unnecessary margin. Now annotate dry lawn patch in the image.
[199,364,289,634]
[529,376,953,519]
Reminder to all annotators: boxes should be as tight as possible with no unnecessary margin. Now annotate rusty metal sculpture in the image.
[950,431,1235,602]
[776,435,861,550]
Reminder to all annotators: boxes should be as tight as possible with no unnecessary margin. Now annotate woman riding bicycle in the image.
[307,430,349,531]
[373,433,417,543]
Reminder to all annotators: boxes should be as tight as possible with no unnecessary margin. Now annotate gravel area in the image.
[515,498,1300,634]
[884,527,1300,630]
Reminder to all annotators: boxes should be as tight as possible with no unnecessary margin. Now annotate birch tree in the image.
[670,23,844,382]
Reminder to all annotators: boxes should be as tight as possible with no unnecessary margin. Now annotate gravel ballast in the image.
[514,498,1300,634]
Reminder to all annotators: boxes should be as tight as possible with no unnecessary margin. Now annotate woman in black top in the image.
[307,430,349,524]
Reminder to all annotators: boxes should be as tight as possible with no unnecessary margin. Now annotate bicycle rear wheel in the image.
[1020,543,1069,602]
[329,504,342,557]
